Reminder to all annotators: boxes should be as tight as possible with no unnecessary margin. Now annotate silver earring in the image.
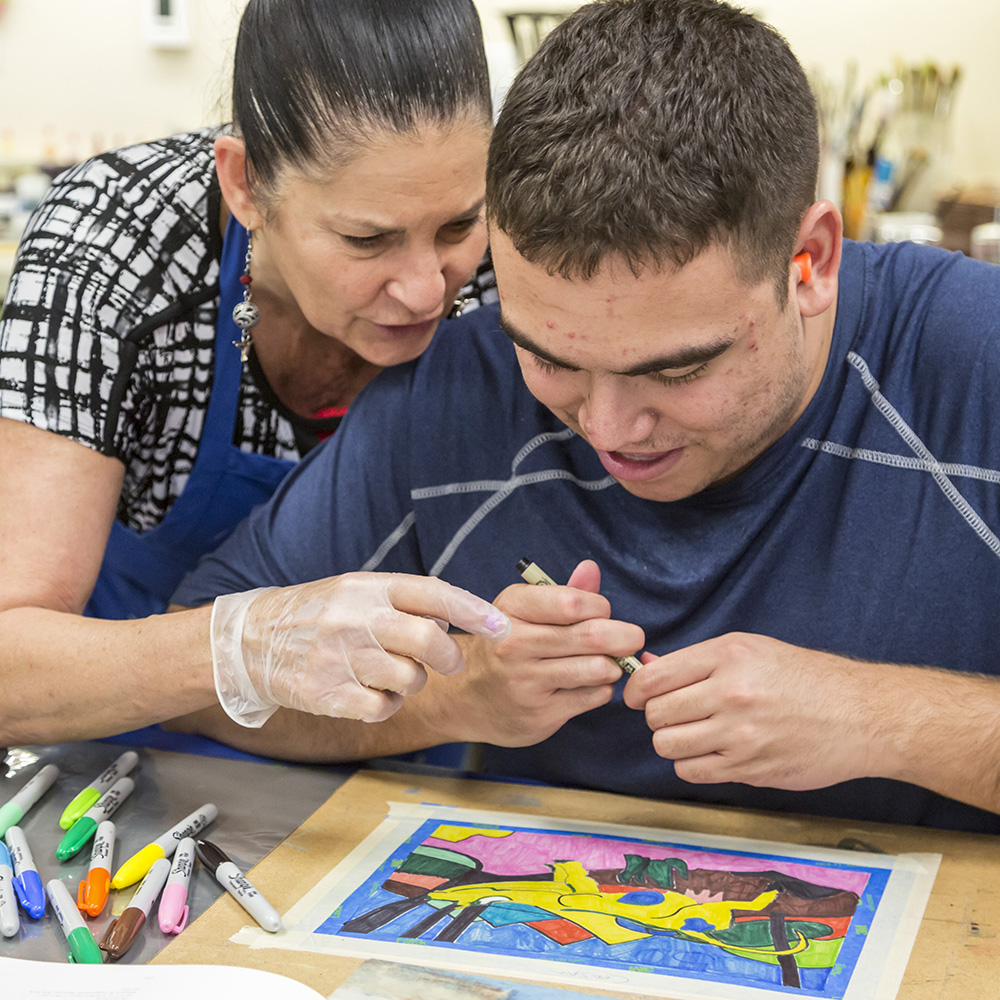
[451,294,475,317]
[232,231,260,362]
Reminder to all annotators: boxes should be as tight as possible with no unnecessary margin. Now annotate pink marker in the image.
[158,836,195,933]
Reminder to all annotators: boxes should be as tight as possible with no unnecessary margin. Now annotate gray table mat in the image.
[0,742,351,964]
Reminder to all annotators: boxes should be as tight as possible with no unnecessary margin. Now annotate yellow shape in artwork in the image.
[429,859,786,949]
[430,825,513,843]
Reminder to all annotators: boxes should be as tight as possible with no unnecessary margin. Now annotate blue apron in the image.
[91,217,467,767]
[90,217,295,760]
[86,217,294,621]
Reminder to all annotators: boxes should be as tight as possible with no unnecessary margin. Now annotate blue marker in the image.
[4,826,45,918]
[0,842,19,937]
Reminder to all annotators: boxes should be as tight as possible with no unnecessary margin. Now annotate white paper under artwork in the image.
[232,802,940,1000]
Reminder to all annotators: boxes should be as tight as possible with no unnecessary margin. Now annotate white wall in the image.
[0,0,997,190]
[0,0,241,166]
[475,0,1000,192]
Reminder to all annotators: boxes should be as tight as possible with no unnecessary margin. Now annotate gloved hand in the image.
[209,573,511,727]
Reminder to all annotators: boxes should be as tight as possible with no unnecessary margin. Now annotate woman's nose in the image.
[384,251,448,317]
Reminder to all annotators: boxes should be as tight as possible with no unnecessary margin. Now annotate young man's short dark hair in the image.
[487,0,819,299]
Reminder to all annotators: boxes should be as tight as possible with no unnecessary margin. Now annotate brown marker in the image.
[99,857,170,960]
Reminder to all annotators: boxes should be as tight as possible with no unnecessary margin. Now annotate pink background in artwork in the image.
[424,827,871,895]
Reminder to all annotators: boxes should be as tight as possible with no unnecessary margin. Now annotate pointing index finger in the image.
[384,574,511,640]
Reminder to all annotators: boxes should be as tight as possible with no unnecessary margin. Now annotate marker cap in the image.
[66,925,105,964]
[158,883,190,934]
[111,843,166,890]
[77,867,111,918]
[56,816,98,861]
[58,789,101,831]
[0,804,23,838]
[13,868,45,919]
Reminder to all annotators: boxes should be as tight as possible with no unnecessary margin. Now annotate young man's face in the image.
[491,231,831,502]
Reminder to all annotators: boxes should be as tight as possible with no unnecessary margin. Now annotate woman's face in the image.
[251,120,490,367]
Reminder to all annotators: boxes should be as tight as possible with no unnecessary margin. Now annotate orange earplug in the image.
[794,251,812,282]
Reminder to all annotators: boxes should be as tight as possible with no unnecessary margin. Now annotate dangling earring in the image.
[232,230,260,362]
[450,294,474,318]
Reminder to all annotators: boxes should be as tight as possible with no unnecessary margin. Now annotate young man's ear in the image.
[214,135,262,231]
[792,200,842,318]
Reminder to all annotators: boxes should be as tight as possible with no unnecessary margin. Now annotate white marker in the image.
[100,857,171,960]
[112,802,217,889]
[78,820,116,917]
[195,839,282,933]
[0,763,60,836]
[59,750,139,829]
[0,842,19,936]
[46,878,104,963]
[5,826,45,917]
[158,836,196,933]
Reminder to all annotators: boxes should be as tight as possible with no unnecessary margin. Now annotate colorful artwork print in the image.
[317,819,887,997]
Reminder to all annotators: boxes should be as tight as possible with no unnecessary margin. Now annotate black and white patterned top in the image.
[0,129,495,533]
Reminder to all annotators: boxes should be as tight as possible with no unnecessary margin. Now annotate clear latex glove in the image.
[210,573,511,727]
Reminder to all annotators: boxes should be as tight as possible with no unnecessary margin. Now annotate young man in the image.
[175,0,1000,832]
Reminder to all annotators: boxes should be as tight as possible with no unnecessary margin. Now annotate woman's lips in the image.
[373,319,439,340]
[596,447,684,482]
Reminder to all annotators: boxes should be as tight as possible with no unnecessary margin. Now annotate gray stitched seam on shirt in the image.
[803,351,1000,559]
[801,438,1000,483]
[426,469,617,578]
[362,428,614,574]
[361,511,417,572]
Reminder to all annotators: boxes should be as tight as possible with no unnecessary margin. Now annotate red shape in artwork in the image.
[526,917,594,944]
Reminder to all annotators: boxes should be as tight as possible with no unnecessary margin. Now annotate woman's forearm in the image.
[0,605,217,745]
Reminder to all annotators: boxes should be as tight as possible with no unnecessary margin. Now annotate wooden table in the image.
[154,770,1000,999]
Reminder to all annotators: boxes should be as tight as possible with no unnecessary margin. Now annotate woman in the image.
[0,0,508,748]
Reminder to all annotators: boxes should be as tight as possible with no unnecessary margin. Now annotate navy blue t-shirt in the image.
[176,240,1000,833]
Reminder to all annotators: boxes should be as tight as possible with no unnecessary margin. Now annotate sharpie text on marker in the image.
[196,839,282,933]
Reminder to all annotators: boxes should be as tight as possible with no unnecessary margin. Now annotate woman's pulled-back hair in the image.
[233,0,491,202]
[487,0,819,298]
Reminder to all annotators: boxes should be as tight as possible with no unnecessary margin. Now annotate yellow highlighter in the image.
[111,803,218,889]
[516,557,643,675]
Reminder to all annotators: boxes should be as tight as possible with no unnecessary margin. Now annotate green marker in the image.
[59,751,139,830]
[0,763,60,837]
[46,878,104,963]
[56,777,134,861]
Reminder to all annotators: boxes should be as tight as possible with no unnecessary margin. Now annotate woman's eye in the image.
[440,216,482,241]
[342,233,384,250]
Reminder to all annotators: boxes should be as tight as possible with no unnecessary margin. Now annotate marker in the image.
[0,842,19,937]
[112,802,217,889]
[77,820,115,917]
[46,878,104,964]
[59,751,139,830]
[99,857,170,960]
[5,826,45,918]
[516,557,643,675]
[56,777,134,861]
[195,839,282,933]
[0,763,60,836]
[158,836,196,933]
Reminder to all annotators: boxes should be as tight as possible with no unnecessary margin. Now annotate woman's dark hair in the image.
[233,0,491,203]
[487,0,819,300]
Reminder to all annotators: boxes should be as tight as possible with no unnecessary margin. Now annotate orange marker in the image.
[77,820,114,917]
